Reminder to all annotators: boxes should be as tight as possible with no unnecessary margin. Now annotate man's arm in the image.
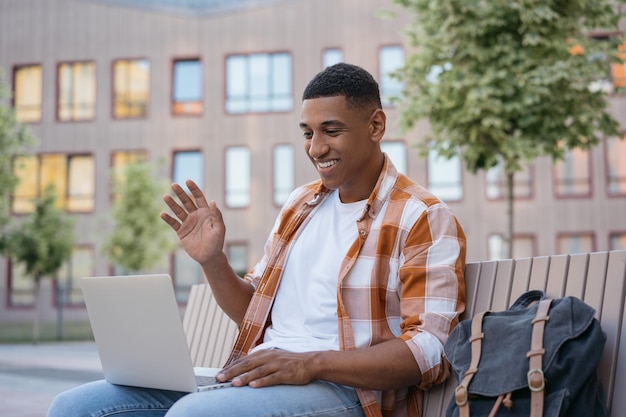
[216,338,421,391]
[160,179,254,323]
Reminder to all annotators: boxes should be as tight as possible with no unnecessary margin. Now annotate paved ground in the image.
[0,342,103,417]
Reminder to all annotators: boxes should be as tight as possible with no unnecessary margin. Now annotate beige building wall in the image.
[0,0,625,322]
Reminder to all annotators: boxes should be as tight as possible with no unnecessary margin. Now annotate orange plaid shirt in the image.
[227,156,466,417]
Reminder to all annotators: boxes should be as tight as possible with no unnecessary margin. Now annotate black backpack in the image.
[444,290,608,417]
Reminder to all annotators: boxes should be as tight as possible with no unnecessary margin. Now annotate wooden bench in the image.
[183,249,626,416]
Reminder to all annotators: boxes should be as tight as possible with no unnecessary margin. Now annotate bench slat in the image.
[598,250,626,413]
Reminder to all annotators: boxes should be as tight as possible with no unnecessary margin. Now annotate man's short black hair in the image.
[302,63,382,110]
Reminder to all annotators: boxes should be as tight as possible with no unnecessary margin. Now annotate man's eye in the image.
[302,131,313,139]
[326,130,340,136]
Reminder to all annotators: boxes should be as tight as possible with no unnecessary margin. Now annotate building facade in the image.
[1,0,625,323]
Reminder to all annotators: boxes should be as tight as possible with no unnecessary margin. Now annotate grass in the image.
[0,321,94,344]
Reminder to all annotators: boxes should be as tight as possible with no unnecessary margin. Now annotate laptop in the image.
[81,274,233,392]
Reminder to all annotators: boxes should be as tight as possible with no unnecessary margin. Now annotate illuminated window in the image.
[226,52,292,114]
[427,150,462,201]
[58,61,96,121]
[554,147,591,197]
[111,150,147,199]
[606,135,626,196]
[172,59,203,116]
[13,64,42,123]
[113,58,150,119]
[67,155,95,211]
[486,162,533,200]
[323,48,343,68]
[273,144,294,206]
[225,146,250,208]
[12,153,95,213]
[173,150,203,193]
[557,233,594,255]
[381,141,407,175]
[57,245,95,305]
[13,155,38,213]
[379,45,404,106]
[488,235,535,260]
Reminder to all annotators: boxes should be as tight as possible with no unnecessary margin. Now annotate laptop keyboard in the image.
[195,375,218,386]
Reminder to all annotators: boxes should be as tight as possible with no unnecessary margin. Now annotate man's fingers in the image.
[162,194,188,222]
[187,179,210,209]
[159,212,181,231]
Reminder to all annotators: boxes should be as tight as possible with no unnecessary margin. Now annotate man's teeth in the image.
[319,160,337,168]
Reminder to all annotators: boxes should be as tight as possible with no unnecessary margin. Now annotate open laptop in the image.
[81,274,232,392]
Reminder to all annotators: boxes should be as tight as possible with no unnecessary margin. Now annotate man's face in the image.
[299,95,384,203]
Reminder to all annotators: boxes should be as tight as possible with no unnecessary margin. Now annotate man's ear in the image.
[369,109,386,143]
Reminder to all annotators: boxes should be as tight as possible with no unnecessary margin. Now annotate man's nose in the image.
[307,133,329,159]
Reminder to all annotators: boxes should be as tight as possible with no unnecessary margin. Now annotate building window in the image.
[113,58,150,119]
[67,155,95,212]
[488,234,535,260]
[173,248,203,303]
[427,150,462,201]
[8,260,35,307]
[379,45,404,106]
[610,232,626,250]
[227,242,248,277]
[486,162,533,200]
[172,59,203,116]
[273,144,294,206]
[58,61,96,121]
[173,150,203,193]
[225,146,250,208]
[606,135,626,196]
[226,52,292,114]
[56,245,94,306]
[381,141,407,175]
[111,150,147,199]
[13,64,42,123]
[557,233,595,255]
[12,153,95,213]
[322,48,343,68]
[554,147,591,197]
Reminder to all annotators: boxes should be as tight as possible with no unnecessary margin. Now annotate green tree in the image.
[103,161,175,273]
[2,185,74,344]
[0,69,36,233]
[394,0,624,257]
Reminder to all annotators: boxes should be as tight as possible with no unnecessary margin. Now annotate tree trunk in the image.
[32,274,41,345]
[506,171,514,259]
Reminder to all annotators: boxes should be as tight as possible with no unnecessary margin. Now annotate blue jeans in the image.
[47,379,366,417]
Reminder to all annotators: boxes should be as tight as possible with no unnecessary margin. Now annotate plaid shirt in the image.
[227,156,466,417]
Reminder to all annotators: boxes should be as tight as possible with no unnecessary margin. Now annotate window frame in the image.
[12,63,43,124]
[172,57,203,117]
[57,60,97,122]
[112,57,151,120]
[225,51,293,115]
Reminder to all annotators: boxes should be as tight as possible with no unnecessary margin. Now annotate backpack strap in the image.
[527,298,552,417]
[455,310,488,417]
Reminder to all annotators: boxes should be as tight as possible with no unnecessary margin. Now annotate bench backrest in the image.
[183,249,626,416]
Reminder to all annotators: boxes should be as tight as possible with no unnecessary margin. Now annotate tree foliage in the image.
[394,0,623,174]
[0,69,36,233]
[2,185,74,278]
[103,161,175,273]
[394,0,625,257]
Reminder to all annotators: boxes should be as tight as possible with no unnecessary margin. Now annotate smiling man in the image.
[48,63,466,417]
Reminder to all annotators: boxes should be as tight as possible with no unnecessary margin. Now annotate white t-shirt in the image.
[252,190,367,353]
